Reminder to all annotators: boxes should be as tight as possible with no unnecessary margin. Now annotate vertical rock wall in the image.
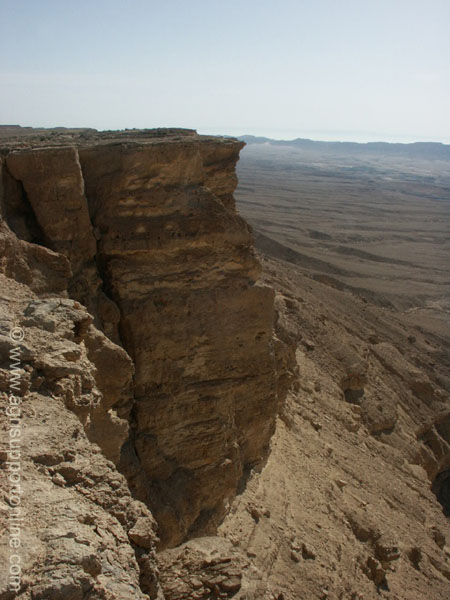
[1,130,284,548]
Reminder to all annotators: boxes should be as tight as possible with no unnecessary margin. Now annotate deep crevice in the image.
[343,388,364,404]
[76,150,154,596]
[2,163,48,247]
[76,149,128,346]
[432,469,450,517]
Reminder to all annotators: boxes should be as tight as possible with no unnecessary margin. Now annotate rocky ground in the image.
[218,255,450,599]
[0,127,449,599]
[153,248,450,599]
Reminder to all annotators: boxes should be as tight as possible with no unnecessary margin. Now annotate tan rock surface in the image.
[1,128,290,597]
[5,147,99,315]
[2,126,449,600]
[1,129,285,548]
[0,274,160,599]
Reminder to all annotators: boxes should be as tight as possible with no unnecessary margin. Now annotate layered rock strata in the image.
[0,129,284,553]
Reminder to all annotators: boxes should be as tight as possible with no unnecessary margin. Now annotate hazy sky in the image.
[1,0,449,142]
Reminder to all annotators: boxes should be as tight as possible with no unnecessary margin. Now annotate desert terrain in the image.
[214,139,450,598]
[236,140,450,333]
[1,127,449,599]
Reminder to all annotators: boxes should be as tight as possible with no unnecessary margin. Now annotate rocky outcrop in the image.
[75,137,279,546]
[5,147,100,315]
[2,126,450,600]
[0,128,287,598]
[0,274,159,599]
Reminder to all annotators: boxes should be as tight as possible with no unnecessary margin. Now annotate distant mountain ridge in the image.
[239,134,450,160]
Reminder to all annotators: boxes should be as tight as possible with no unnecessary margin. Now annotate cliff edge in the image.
[0,128,294,598]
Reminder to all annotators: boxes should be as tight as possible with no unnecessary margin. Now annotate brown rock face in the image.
[0,275,159,600]
[5,148,99,313]
[79,137,278,546]
[1,129,283,548]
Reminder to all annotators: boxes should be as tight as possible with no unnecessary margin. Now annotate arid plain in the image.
[236,140,450,338]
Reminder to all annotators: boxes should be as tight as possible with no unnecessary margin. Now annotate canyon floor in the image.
[214,142,450,599]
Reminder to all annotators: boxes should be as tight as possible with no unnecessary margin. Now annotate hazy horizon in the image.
[199,127,450,145]
[1,0,449,144]
[3,122,449,146]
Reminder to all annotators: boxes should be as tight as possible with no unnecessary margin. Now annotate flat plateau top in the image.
[0,125,239,151]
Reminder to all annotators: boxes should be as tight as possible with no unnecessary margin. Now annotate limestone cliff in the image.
[0,128,291,598]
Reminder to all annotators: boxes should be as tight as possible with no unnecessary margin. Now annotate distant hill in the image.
[239,134,450,160]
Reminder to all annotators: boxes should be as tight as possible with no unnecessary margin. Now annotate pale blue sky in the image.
[1,0,449,142]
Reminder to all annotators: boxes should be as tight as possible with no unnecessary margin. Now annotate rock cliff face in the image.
[2,126,450,600]
[0,129,288,596]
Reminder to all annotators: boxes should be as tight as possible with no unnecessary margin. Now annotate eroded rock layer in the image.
[1,129,283,552]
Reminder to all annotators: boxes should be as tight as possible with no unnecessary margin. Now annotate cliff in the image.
[2,127,449,600]
[0,128,294,598]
